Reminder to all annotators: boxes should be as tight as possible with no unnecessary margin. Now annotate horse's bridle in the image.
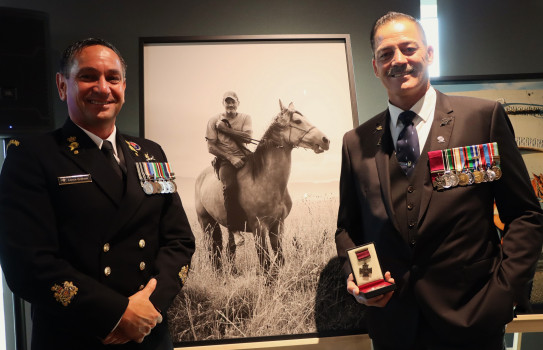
[286,114,315,148]
[250,110,316,149]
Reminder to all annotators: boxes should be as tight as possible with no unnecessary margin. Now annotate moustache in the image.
[387,65,415,78]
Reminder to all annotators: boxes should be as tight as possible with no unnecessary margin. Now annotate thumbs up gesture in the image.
[103,278,162,344]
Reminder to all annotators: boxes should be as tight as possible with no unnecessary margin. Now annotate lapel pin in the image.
[437,136,445,143]
[440,117,452,126]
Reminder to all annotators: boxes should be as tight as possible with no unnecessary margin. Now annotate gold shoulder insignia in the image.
[51,281,78,306]
[178,265,189,285]
[67,137,80,155]
[144,153,155,161]
[6,139,20,151]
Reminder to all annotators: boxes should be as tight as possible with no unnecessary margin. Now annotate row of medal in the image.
[135,162,178,195]
[428,142,502,191]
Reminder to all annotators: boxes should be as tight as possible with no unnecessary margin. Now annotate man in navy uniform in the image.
[335,12,543,349]
[0,38,195,349]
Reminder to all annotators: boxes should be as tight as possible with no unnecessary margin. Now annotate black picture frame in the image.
[139,35,364,349]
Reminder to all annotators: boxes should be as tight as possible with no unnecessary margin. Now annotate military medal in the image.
[153,181,163,194]
[467,145,482,184]
[472,170,483,183]
[484,143,496,182]
[347,243,397,299]
[136,161,177,195]
[441,172,452,189]
[457,171,469,186]
[452,147,468,186]
[428,150,446,190]
[441,149,459,189]
[489,142,502,180]
[446,149,460,187]
[136,163,154,195]
[142,181,154,195]
[356,249,372,278]
[492,166,502,180]
[429,142,502,191]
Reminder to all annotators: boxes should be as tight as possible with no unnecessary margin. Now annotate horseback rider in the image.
[205,91,253,231]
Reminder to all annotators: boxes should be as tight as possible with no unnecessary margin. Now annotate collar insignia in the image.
[67,137,80,154]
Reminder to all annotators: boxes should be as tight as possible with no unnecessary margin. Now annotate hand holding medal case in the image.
[347,242,396,299]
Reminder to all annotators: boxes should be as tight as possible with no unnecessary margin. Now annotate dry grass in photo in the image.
[168,194,367,343]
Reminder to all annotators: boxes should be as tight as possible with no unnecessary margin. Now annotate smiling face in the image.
[56,45,126,138]
[223,97,239,117]
[372,18,434,110]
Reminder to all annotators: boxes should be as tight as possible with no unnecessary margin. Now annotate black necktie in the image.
[101,140,123,179]
[396,110,420,176]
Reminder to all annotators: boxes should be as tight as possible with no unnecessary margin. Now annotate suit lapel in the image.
[60,119,123,204]
[418,91,455,222]
[374,111,402,233]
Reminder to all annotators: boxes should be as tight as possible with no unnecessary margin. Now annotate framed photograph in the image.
[432,73,543,311]
[139,35,364,348]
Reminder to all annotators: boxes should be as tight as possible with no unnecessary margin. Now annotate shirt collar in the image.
[388,86,436,126]
[77,125,119,155]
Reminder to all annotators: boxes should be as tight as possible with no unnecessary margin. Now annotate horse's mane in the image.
[244,116,287,180]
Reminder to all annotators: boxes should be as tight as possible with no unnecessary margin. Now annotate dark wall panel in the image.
[0,7,53,136]
[438,0,543,76]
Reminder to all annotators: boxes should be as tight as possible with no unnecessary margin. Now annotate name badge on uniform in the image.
[135,162,178,195]
[58,174,92,186]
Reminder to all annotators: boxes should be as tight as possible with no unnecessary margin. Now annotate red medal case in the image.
[347,243,396,299]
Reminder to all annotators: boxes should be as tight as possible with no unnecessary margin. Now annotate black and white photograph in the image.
[140,35,363,344]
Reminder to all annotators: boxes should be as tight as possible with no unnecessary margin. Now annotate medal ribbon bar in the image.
[356,249,370,260]
[135,162,177,195]
[428,150,445,189]
[428,142,502,190]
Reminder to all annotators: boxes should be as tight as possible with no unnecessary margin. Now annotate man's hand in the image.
[347,272,395,307]
[103,278,163,345]
[228,155,245,169]
[216,119,231,130]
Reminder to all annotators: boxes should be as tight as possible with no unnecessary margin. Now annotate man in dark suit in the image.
[335,12,543,349]
[0,38,195,349]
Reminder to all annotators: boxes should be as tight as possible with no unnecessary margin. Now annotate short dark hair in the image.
[59,38,127,78]
[370,12,427,57]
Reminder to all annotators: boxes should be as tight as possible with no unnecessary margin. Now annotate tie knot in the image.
[399,110,416,126]
[102,140,114,152]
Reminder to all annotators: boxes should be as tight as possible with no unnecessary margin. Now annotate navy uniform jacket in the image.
[335,91,543,347]
[0,118,195,349]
